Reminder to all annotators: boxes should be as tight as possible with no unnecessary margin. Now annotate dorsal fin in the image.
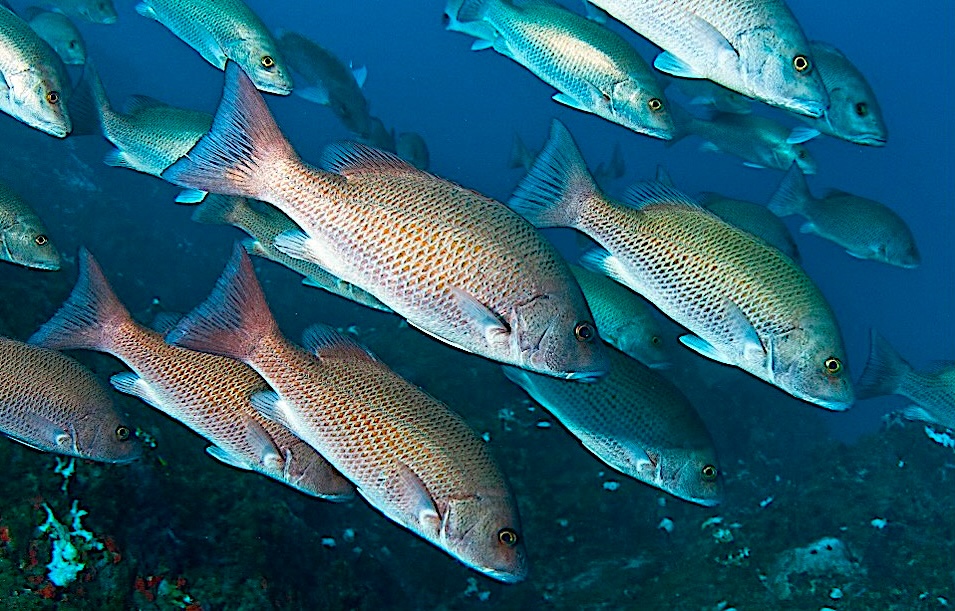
[320,141,423,179]
[301,325,378,362]
[623,181,701,210]
[123,95,169,115]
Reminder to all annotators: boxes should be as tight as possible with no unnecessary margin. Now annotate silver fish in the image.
[162,63,608,381]
[503,346,721,505]
[136,0,292,95]
[700,192,801,262]
[40,0,117,24]
[858,331,954,430]
[29,248,354,500]
[570,264,668,368]
[509,120,853,411]
[190,194,392,312]
[452,0,674,139]
[768,164,919,268]
[587,0,829,117]
[0,181,60,270]
[0,4,71,136]
[669,77,752,115]
[799,41,887,146]
[168,245,528,582]
[26,9,85,65]
[0,335,140,462]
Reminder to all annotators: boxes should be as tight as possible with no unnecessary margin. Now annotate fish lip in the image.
[811,396,854,412]
[686,495,722,508]
[476,565,527,584]
[850,134,887,146]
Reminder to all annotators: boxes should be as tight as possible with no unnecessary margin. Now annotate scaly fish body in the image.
[40,0,116,24]
[85,65,212,177]
[570,264,668,367]
[29,250,354,501]
[455,0,674,139]
[0,336,139,462]
[588,0,828,117]
[167,246,528,582]
[768,165,919,268]
[801,41,887,146]
[509,121,853,411]
[136,0,292,95]
[278,30,372,137]
[700,192,801,262]
[503,346,721,505]
[858,331,955,430]
[27,10,85,65]
[163,63,608,380]
[0,181,60,270]
[0,5,71,136]
[191,195,392,312]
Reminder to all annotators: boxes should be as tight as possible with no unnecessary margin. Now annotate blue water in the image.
[0,1,952,608]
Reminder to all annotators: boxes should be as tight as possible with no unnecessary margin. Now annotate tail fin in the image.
[457,0,492,22]
[856,330,911,400]
[508,133,533,170]
[190,194,253,228]
[161,62,299,200]
[767,163,812,218]
[28,248,132,352]
[166,243,279,363]
[507,119,599,229]
[79,62,112,135]
[67,64,103,137]
[666,103,696,146]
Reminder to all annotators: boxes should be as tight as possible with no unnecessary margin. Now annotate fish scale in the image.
[167,246,527,582]
[0,336,139,462]
[29,250,354,501]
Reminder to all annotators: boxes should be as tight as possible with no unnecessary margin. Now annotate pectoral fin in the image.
[452,287,510,347]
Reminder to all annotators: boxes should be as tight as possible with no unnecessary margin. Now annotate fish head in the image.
[56,35,87,66]
[71,408,142,463]
[1,217,61,270]
[6,70,71,137]
[824,86,887,146]
[654,447,723,507]
[737,30,829,118]
[615,324,669,369]
[773,328,854,411]
[232,41,294,95]
[511,293,609,380]
[77,0,118,24]
[609,80,676,140]
[880,238,921,269]
[775,142,816,175]
[441,492,528,583]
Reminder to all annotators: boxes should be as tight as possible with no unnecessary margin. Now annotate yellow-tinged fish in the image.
[29,249,354,501]
[135,0,291,95]
[0,181,60,270]
[191,194,392,312]
[509,120,853,411]
[167,245,528,583]
[0,335,139,463]
[503,346,721,506]
[0,3,71,137]
[163,63,607,381]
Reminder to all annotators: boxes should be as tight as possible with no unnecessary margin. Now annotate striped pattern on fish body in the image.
[136,0,291,95]
[0,5,71,136]
[509,121,852,410]
[28,250,353,500]
[587,0,828,117]
[0,181,60,270]
[191,195,392,312]
[167,246,527,582]
[503,346,721,505]
[0,336,139,462]
[457,0,673,139]
[162,64,607,380]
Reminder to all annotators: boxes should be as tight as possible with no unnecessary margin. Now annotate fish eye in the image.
[574,322,596,343]
[45,91,60,105]
[651,336,661,345]
[497,528,519,547]
[797,149,807,159]
[855,102,869,117]
[68,41,77,49]
[647,98,663,112]
[792,55,810,73]
[260,55,276,70]
[824,357,842,375]
[701,464,718,481]
[34,234,48,246]
[115,426,131,442]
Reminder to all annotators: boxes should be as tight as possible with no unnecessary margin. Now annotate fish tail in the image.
[767,163,811,218]
[190,194,252,227]
[67,64,105,137]
[166,243,279,363]
[856,330,911,399]
[666,103,695,146]
[457,0,493,22]
[28,248,132,353]
[162,62,300,200]
[508,119,598,230]
[508,133,531,170]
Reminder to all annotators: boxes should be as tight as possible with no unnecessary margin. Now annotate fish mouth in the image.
[809,396,854,412]
[476,565,527,584]
[24,260,61,271]
[850,134,887,147]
